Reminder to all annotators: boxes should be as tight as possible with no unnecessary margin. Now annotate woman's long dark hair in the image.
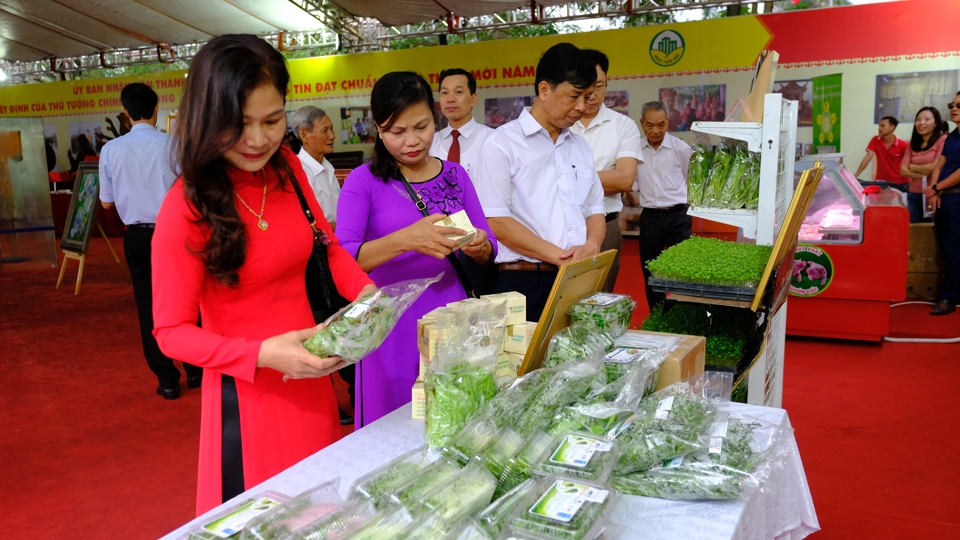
[369,72,437,182]
[176,34,298,287]
[910,106,946,153]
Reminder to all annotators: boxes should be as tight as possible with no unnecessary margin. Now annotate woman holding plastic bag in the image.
[151,35,376,514]
[336,71,498,427]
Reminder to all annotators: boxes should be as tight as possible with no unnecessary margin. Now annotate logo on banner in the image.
[789,244,834,297]
[650,30,685,67]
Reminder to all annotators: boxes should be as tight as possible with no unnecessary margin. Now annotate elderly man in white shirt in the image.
[429,68,498,295]
[476,43,606,320]
[636,100,694,310]
[291,106,340,230]
[429,68,494,181]
[570,49,643,293]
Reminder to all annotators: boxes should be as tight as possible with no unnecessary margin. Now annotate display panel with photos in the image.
[774,80,812,127]
[340,107,376,144]
[658,84,726,132]
[875,69,960,123]
[484,96,533,128]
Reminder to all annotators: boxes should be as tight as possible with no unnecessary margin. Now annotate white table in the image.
[165,402,819,540]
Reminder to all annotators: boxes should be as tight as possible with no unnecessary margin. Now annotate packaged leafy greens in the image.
[508,476,617,540]
[283,497,377,540]
[390,459,461,514]
[646,236,773,287]
[704,140,734,207]
[476,478,538,537]
[421,461,497,524]
[717,143,751,209]
[348,446,433,509]
[542,324,613,369]
[732,149,761,210]
[479,369,554,430]
[687,142,713,206]
[480,427,525,479]
[567,293,636,338]
[339,505,414,540]
[424,302,504,448]
[546,367,651,438]
[443,417,501,467]
[191,491,289,540]
[534,432,620,483]
[242,482,339,540]
[495,431,555,499]
[303,274,442,362]
[514,359,606,437]
[448,520,493,540]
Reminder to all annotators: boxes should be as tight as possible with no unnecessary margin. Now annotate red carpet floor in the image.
[1,237,958,538]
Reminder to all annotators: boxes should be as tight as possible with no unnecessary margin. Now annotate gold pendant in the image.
[258,219,268,231]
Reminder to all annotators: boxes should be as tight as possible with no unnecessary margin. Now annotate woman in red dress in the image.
[151,34,375,514]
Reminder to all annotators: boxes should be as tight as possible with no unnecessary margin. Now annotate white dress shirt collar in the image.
[297,147,328,176]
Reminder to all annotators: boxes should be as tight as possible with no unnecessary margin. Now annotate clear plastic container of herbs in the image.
[389,459,462,515]
[533,432,620,484]
[348,446,433,509]
[443,417,501,467]
[567,293,636,338]
[506,476,618,540]
[242,482,339,540]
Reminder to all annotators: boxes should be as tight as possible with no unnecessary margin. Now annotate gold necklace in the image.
[235,171,268,231]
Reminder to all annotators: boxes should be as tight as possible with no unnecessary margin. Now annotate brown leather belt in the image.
[645,204,688,214]
[499,261,559,272]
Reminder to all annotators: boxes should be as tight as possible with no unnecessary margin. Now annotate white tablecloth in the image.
[164,402,819,540]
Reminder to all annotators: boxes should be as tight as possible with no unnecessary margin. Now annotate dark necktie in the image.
[447,129,461,164]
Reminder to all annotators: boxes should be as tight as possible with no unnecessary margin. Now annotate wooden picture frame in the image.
[60,161,99,254]
[518,249,617,375]
[166,114,177,135]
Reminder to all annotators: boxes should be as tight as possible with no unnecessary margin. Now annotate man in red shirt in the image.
[854,116,908,187]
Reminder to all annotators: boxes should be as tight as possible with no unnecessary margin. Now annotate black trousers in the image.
[124,226,202,388]
[457,251,500,297]
[497,268,558,323]
[638,207,692,310]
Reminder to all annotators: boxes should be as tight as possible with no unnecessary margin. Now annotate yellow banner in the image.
[0,15,772,116]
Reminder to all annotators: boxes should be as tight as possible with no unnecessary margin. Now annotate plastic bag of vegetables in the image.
[339,505,414,540]
[546,366,652,438]
[742,151,762,210]
[703,140,735,208]
[567,293,636,339]
[515,358,606,437]
[542,324,613,369]
[687,142,714,206]
[348,446,433,509]
[242,481,340,540]
[718,143,752,209]
[303,274,442,362]
[423,306,502,448]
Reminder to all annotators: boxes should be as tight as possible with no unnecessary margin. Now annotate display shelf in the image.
[688,121,763,152]
[687,207,758,239]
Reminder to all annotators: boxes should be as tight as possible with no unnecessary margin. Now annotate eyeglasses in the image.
[947,103,960,110]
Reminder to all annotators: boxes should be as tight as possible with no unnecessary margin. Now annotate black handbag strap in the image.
[288,172,340,312]
[397,174,478,299]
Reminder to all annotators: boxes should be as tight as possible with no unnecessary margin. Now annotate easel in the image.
[56,220,128,295]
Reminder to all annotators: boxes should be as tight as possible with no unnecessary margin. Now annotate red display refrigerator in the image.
[786,155,908,341]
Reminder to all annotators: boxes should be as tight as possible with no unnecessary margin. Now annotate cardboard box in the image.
[908,223,942,273]
[481,291,526,326]
[417,352,429,381]
[411,381,426,419]
[617,330,705,391]
[416,306,451,364]
[495,352,523,385]
[434,209,477,249]
[504,321,537,355]
[907,272,940,301]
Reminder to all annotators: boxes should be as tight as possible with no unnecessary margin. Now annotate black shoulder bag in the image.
[397,175,478,299]
[289,177,350,324]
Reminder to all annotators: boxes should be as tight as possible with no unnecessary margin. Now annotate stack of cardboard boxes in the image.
[411,291,538,419]
[907,223,942,300]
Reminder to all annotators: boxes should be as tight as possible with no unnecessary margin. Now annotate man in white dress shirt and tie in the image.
[570,49,643,293]
[636,101,694,310]
[291,106,340,230]
[429,68,493,181]
[475,43,606,320]
[291,105,354,425]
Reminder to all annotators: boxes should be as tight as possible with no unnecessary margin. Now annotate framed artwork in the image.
[60,161,99,254]
[166,114,178,135]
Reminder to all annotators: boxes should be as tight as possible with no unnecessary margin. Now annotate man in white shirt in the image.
[475,43,606,320]
[429,68,498,295]
[291,105,353,425]
[570,49,643,292]
[429,68,494,181]
[291,106,340,230]
[636,101,694,310]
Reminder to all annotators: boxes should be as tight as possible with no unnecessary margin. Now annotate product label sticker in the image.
[580,293,621,306]
[709,437,725,454]
[651,456,685,470]
[343,303,370,319]
[549,435,612,468]
[654,396,675,419]
[528,480,608,523]
[710,421,729,438]
[604,347,644,364]
[201,496,283,538]
[607,414,634,439]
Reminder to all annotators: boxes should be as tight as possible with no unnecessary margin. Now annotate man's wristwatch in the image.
[932,184,941,194]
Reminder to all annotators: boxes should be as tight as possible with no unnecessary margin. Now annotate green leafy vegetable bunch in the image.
[424,362,499,448]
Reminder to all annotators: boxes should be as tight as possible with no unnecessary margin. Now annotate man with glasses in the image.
[923,94,960,315]
[570,49,642,292]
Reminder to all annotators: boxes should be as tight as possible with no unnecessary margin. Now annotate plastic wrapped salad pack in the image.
[348,446,433,509]
[507,476,618,540]
[241,481,340,540]
[567,293,636,338]
[542,324,613,369]
[534,432,620,484]
[303,274,442,362]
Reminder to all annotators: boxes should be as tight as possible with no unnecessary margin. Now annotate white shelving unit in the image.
[688,93,799,408]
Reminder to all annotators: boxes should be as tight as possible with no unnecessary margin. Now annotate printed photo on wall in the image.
[658,85,727,132]
[43,124,59,173]
[341,107,376,144]
[605,90,629,116]
[774,80,813,127]
[875,69,960,123]
[484,96,534,128]
[68,122,102,171]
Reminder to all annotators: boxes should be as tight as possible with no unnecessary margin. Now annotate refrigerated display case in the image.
[786,154,908,341]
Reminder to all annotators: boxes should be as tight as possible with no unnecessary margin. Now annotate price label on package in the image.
[654,396,675,419]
